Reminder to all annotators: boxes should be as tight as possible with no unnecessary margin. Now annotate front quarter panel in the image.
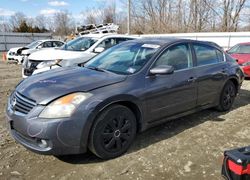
[76,79,146,150]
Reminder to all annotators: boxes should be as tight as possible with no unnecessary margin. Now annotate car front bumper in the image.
[6,54,16,61]
[5,96,93,155]
[13,55,24,64]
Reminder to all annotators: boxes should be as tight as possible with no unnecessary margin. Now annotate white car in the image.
[22,34,137,78]
[7,39,64,64]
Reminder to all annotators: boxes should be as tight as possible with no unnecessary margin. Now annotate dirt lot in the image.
[0,61,250,180]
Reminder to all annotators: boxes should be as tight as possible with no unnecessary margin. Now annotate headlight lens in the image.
[9,51,15,56]
[242,61,250,66]
[39,92,92,118]
[37,59,62,69]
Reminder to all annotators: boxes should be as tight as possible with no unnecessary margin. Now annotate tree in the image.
[35,15,46,30]
[85,9,98,24]
[54,10,74,36]
[221,0,246,31]
[9,12,26,30]
[102,3,116,24]
[0,22,11,32]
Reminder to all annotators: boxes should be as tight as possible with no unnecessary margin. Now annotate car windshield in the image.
[85,42,161,75]
[25,40,42,49]
[228,44,250,54]
[61,37,97,51]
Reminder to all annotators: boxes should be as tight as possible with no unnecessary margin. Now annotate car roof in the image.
[37,39,64,42]
[127,37,221,48]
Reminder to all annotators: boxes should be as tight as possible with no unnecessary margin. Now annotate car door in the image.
[192,43,227,106]
[144,43,198,123]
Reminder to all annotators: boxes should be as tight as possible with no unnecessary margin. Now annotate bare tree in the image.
[0,22,11,32]
[85,10,98,24]
[35,15,46,29]
[3,0,250,34]
[217,0,246,31]
[9,12,26,30]
[103,5,115,24]
[54,10,74,36]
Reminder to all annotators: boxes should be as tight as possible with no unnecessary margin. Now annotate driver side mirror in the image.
[150,65,174,75]
[94,47,105,53]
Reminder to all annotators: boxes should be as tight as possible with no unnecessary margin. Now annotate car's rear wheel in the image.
[89,105,137,159]
[216,81,236,111]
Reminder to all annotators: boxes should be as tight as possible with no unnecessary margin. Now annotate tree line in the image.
[0,0,249,35]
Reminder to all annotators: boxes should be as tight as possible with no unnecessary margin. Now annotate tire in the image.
[216,81,236,112]
[88,105,137,159]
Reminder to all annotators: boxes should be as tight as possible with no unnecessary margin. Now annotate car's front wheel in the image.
[89,105,137,159]
[216,81,236,111]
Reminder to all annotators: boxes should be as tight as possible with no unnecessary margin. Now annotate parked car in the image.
[6,38,244,159]
[7,39,65,64]
[22,34,137,78]
[227,42,250,78]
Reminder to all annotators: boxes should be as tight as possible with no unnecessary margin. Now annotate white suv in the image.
[7,39,64,64]
[22,34,137,78]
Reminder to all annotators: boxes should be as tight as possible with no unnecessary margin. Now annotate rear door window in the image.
[53,41,64,47]
[193,44,224,66]
[97,38,117,50]
[97,38,134,50]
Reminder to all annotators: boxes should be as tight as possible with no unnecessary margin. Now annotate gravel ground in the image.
[0,61,250,180]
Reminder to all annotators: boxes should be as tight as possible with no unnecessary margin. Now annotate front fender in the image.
[78,94,144,152]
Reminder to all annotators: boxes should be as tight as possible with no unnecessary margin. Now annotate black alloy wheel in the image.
[89,105,137,159]
[217,81,236,111]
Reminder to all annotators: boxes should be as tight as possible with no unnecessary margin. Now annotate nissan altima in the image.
[6,38,244,159]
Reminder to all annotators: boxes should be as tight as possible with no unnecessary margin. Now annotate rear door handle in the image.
[187,77,197,82]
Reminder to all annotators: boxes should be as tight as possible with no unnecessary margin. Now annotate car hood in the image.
[230,53,250,65]
[28,49,88,61]
[21,49,35,55]
[16,67,126,105]
[9,47,22,53]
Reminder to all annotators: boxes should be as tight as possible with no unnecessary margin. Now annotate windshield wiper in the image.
[86,66,106,72]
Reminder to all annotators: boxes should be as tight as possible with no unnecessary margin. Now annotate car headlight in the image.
[39,92,92,118]
[9,51,15,56]
[242,61,250,66]
[37,59,62,69]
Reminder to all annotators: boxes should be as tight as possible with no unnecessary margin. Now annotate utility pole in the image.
[127,0,131,34]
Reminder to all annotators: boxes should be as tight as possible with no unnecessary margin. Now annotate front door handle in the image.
[187,77,197,82]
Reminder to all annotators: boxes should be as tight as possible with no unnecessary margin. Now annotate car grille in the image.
[24,60,43,76]
[10,91,36,115]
